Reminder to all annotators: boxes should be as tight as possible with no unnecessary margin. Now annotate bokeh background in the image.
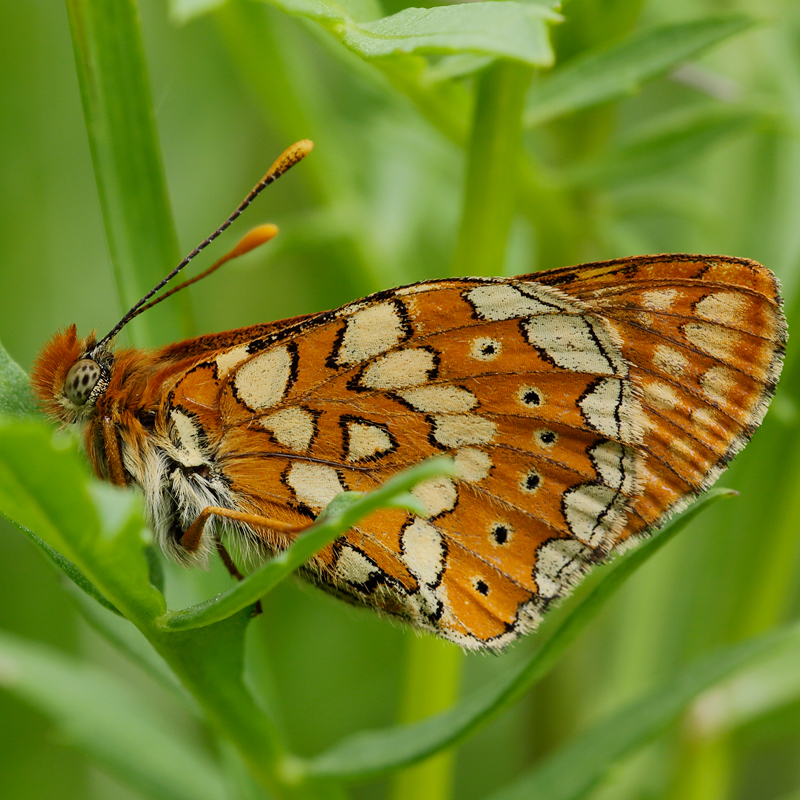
[2,0,800,798]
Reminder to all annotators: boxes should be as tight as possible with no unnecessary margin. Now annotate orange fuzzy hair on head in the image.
[31,325,96,422]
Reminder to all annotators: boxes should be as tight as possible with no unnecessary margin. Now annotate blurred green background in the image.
[3,0,800,798]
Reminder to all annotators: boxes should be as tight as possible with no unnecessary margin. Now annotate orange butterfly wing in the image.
[167,255,785,649]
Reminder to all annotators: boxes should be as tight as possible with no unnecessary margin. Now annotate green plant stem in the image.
[452,60,533,276]
[391,636,462,800]
[65,0,193,346]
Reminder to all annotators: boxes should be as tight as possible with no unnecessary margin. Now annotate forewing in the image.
[167,255,785,650]
[170,278,646,649]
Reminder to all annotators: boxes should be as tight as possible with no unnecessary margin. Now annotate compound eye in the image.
[64,359,101,406]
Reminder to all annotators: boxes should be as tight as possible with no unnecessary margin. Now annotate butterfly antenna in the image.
[96,139,314,350]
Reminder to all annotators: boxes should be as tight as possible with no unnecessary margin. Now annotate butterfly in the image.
[31,141,787,650]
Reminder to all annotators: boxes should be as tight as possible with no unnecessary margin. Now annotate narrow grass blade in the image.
[487,624,800,800]
[567,106,760,188]
[161,458,457,631]
[525,16,754,128]
[303,489,735,780]
[65,0,191,345]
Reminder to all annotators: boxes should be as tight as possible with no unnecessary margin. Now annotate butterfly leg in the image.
[182,506,308,617]
[214,538,264,617]
[180,506,307,552]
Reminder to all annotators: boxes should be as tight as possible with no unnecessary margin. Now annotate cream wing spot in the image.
[691,406,724,438]
[337,301,408,364]
[412,476,458,518]
[641,288,678,311]
[169,409,206,467]
[534,539,588,599]
[642,380,681,411]
[432,414,497,448]
[454,448,492,482]
[683,322,741,364]
[345,420,394,462]
[336,546,380,588]
[401,519,445,586]
[286,463,345,510]
[700,365,737,404]
[399,385,477,413]
[652,345,689,378]
[234,345,295,410]
[215,345,251,378]
[562,483,621,547]
[465,284,557,320]
[522,315,622,375]
[360,348,436,390]
[695,292,751,327]
[260,407,315,452]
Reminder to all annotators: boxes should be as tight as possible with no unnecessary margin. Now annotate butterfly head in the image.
[32,325,113,424]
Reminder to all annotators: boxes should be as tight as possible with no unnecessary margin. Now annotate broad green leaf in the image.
[161,457,457,630]
[0,420,165,621]
[487,623,800,800]
[0,339,35,418]
[525,15,754,128]
[13,522,120,615]
[0,631,225,800]
[302,489,734,780]
[567,106,759,188]
[257,0,384,24]
[339,4,558,66]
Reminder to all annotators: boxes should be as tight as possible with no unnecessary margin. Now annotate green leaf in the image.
[13,523,120,615]
[276,0,389,25]
[568,106,760,188]
[338,3,558,66]
[525,15,754,128]
[0,420,165,622]
[0,339,35,419]
[487,624,800,800]
[0,630,225,800]
[161,457,458,631]
[302,489,734,780]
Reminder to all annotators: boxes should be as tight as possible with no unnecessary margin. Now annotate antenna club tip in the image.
[267,140,315,179]
[236,224,279,256]
[296,139,314,155]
